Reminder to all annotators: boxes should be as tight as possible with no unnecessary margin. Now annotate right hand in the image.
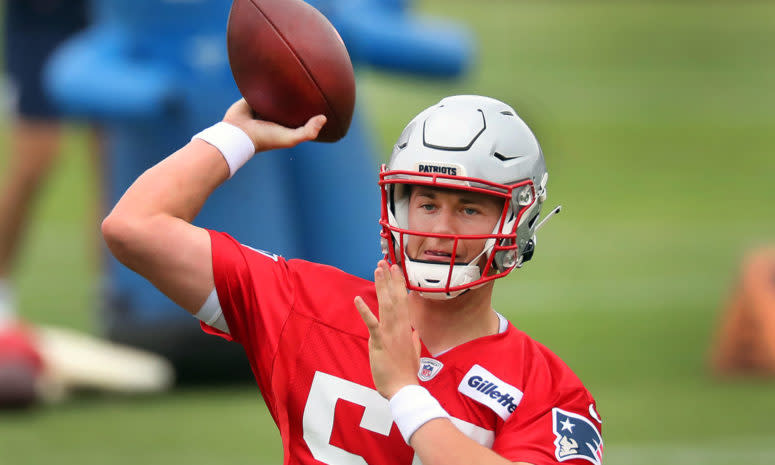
[354,261,421,400]
[222,99,327,153]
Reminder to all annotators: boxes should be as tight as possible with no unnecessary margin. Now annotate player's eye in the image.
[421,203,437,211]
[462,207,480,216]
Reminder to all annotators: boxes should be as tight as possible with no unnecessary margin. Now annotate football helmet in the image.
[379,95,550,299]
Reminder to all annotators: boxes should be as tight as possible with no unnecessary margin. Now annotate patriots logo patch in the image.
[552,408,603,465]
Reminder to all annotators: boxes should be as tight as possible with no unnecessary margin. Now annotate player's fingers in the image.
[274,115,326,147]
[223,98,251,120]
[272,116,324,148]
[378,260,395,297]
[381,261,395,305]
[412,330,421,360]
[246,115,325,151]
[388,264,407,302]
[374,264,397,325]
[303,114,327,139]
[354,296,379,334]
[378,260,391,283]
[373,264,390,309]
[387,264,410,325]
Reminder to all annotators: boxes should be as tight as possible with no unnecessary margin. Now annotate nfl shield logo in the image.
[418,357,443,381]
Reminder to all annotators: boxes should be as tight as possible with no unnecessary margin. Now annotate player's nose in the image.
[426,217,446,236]
[429,205,458,235]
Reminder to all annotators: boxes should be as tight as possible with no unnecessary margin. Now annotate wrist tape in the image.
[389,385,450,444]
[192,122,255,178]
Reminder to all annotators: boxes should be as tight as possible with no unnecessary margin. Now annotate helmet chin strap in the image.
[405,241,494,300]
[405,257,481,300]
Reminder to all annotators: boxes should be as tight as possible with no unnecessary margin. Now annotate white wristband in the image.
[389,385,450,444]
[192,122,256,178]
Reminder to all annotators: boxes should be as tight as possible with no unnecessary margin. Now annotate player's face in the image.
[406,186,503,265]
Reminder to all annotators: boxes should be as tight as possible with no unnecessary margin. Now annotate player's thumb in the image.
[412,330,421,360]
[304,115,327,139]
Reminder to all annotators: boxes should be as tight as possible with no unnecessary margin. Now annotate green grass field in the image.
[2,1,774,464]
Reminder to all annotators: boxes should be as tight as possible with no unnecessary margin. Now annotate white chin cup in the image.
[405,258,482,300]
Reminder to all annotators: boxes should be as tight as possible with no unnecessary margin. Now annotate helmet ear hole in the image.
[521,239,536,263]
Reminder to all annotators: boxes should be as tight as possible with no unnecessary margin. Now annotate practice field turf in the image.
[2,1,774,464]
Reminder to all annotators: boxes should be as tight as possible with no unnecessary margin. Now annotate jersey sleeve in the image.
[492,350,604,465]
[202,230,297,388]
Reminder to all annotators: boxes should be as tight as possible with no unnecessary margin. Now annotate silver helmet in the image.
[379,95,552,299]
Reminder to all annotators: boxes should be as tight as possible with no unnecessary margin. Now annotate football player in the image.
[102,95,603,464]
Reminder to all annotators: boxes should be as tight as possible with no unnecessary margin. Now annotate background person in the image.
[0,0,92,406]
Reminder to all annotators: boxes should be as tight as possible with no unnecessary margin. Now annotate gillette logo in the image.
[458,365,523,420]
[467,376,519,413]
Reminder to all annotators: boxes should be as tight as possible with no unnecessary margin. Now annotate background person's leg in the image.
[0,119,62,281]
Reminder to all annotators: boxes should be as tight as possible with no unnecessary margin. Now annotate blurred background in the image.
[1,1,774,464]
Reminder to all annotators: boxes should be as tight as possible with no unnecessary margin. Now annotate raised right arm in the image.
[101,99,326,314]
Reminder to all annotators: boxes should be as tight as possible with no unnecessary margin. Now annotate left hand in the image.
[355,260,421,399]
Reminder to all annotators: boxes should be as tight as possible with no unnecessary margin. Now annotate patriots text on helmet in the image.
[417,164,458,176]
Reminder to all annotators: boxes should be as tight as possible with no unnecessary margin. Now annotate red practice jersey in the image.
[202,231,604,465]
